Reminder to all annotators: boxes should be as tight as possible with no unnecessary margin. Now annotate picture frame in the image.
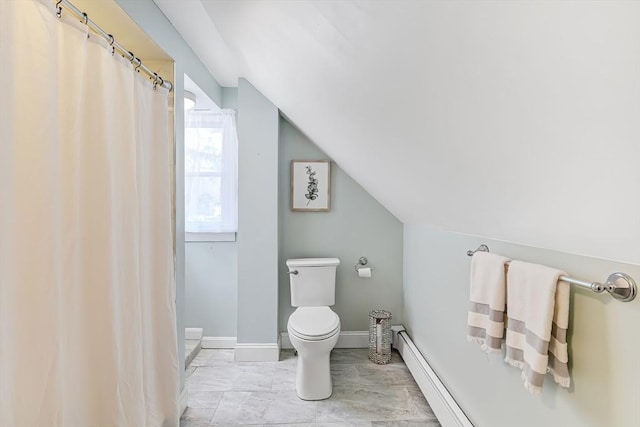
[290,160,331,212]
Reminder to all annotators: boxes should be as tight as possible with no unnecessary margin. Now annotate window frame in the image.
[184,109,238,240]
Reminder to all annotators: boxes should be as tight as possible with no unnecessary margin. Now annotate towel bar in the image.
[466,245,637,302]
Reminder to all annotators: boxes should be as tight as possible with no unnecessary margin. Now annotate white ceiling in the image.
[153,0,640,263]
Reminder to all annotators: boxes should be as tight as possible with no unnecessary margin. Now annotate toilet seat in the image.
[288,307,340,341]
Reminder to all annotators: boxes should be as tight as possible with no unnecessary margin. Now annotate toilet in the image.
[286,258,341,400]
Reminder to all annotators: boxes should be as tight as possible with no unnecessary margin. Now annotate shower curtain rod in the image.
[56,0,173,91]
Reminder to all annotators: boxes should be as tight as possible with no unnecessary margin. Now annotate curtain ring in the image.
[56,0,63,18]
[81,13,90,38]
[107,35,115,56]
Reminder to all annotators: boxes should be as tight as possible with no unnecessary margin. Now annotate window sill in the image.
[185,232,236,242]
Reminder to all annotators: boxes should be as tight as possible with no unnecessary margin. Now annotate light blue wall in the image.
[222,87,238,111]
[185,242,237,336]
[114,0,223,388]
[404,225,640,427]
[184,87,238,337]
[236,79,280,344]
[278,119,404,331]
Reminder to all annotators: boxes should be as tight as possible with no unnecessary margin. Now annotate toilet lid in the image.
[288,307,340,341]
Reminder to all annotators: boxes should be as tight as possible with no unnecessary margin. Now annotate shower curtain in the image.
[0,1,179,426]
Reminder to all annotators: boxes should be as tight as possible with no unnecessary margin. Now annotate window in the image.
[185,109,238,239]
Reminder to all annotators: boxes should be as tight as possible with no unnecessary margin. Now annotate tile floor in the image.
[180,348,441,427]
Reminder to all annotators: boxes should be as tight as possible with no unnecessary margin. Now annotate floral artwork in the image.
[291,160,330,211]
[305,166,319,205]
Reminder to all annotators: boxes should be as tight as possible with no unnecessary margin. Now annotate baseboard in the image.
[336,331,369,348]
[179,386,188,417]
[234,339,281,362]
[202,336,237,349]
[396,330,473,427]
[280,330,369,350]
[185,340,202,367]
[185,328,203,340]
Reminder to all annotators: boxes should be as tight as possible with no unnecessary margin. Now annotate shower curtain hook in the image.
[56,0,63,18]
[152,73,159,90]
[82,13,90,39]
[133,57,142,73]
[107,34,115,56]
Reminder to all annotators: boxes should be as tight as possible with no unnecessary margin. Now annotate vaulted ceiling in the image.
[153,0,640,263]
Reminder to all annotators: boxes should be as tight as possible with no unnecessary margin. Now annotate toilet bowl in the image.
[287,306,341,400]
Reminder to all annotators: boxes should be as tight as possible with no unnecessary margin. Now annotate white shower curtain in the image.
[0,1,179,426]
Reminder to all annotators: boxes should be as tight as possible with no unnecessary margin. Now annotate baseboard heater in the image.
[394,328,473,427]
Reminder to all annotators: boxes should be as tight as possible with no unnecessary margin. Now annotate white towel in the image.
[504,261,571,395]
[467,252,510,353]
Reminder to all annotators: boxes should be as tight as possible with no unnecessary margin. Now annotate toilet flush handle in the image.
[288,270,299,275]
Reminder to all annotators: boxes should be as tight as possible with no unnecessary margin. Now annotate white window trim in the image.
[185,232,236,242]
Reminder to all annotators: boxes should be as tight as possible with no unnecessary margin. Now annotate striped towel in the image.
[504,261,571,395]
[467,252,510,353]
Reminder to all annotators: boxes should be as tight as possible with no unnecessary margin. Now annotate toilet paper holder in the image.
[354,257,374,272]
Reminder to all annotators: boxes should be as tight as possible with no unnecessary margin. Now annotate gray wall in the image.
[222,87,238,111]
[404,225,640,427]
[185,242,237,336]
[184,87,238,337]
[115,0,223,389]
[236,79,280,344]
[278,119,404,331]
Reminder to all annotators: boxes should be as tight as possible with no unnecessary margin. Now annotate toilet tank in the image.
[287,258,340,307]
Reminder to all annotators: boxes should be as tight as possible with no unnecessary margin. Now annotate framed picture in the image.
[290,160,331,212]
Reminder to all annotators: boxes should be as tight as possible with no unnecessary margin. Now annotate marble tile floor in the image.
[181,348,441,427]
